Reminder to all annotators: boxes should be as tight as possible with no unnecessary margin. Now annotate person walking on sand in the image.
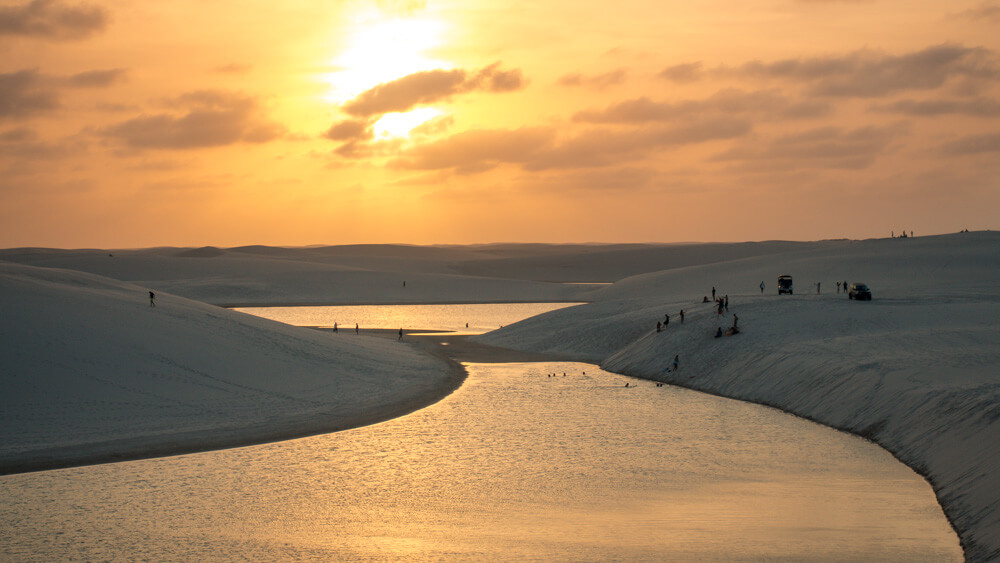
[679,310,685,323]
[664,313,669,327]
[712,286,716,300]
[673,355,679,371]
[657,321,662,333]
[149,291,155,307]
[398,328,403,340]
[816,282,821,294]
[837,281,841,294]
[355,323,359,334]
[333,322,338,333]
[760,281,765,294]
[733,314,739,328]
[724,295,729,311]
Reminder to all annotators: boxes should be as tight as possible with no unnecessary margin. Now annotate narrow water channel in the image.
[0,304,962,560]
[0,360,960,560]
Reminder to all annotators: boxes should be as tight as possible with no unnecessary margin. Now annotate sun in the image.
[373,108,443,139]
[325,11,451,104]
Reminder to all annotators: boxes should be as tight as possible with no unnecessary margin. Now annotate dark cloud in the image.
[101,91,286,150]
[323,119,374,142]
[557,68,627,89]
[871,97,1000,117]
[714,123,908,170]
[341,63,525,117]
[941,132,1000,155]
[733,44,1000,97]
[0,69,58,119]
[66,68,127,87]
[526,120,752,171]
[952,2,1000,23]
[658,62,703,83]
[573,89,831,124]
[0,0,109,40]
[0,126,83,159]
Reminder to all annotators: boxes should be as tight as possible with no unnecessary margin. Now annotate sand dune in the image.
[0,262,458,474]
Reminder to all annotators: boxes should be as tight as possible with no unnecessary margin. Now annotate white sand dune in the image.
[475,231,1000,561]
[1,232,997,559]
[0,262,456,474]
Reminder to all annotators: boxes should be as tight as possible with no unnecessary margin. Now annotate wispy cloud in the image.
[871,97,1000,117]
[951,2,1000,23]
[557,69,627,89]
[941,132,1000,154]
[731,44,1000,97]
[658,62,704,83]
[0,0,109,40]
[573,89,831,124]
[66,68,127,88]
[0,69,58,119]
[341,63,525,118]
[714,123,909,170]
[101,91,286,150]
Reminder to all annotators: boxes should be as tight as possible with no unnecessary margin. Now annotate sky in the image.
[1,0,999,248]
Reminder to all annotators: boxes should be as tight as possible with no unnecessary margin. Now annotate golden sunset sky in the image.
[2,0,998,247]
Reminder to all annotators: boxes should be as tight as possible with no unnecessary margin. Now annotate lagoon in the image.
[0,304,961,560]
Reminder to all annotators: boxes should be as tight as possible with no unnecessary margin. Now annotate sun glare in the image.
[373,108,444,139]
[325,12,450,104]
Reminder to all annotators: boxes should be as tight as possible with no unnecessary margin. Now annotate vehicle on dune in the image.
[848,283,872,300]
[778,275,793,295]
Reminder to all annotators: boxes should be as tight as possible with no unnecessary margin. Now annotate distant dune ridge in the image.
[1,232,998,559]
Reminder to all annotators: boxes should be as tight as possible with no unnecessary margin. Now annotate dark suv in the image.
[848,283,872,300]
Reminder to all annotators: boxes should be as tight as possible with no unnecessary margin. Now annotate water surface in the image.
[234,302,584,335]
[0,361,960,561]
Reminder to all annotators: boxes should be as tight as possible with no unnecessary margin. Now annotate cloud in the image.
[871,97,1000,117]
[658,62,703,83]
[0,0,109,40]
[386,117,751,173]
[323,119,374,142]
[0,69,58,119]
[557,69,627,89]
[341,63,525,117]
[1,67,130,119]
[0,126,83,159]
[525,120,752,171]
[101,91,286,150]
[941,132,1000,155]
[66,68,127,87]
[573,89,831,124]
[952,2,1000,23]
[732,44,1000,97]
[714,123,908,170]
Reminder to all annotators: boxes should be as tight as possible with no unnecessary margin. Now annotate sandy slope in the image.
[475,231,1000,561]
[0,262,457,474]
